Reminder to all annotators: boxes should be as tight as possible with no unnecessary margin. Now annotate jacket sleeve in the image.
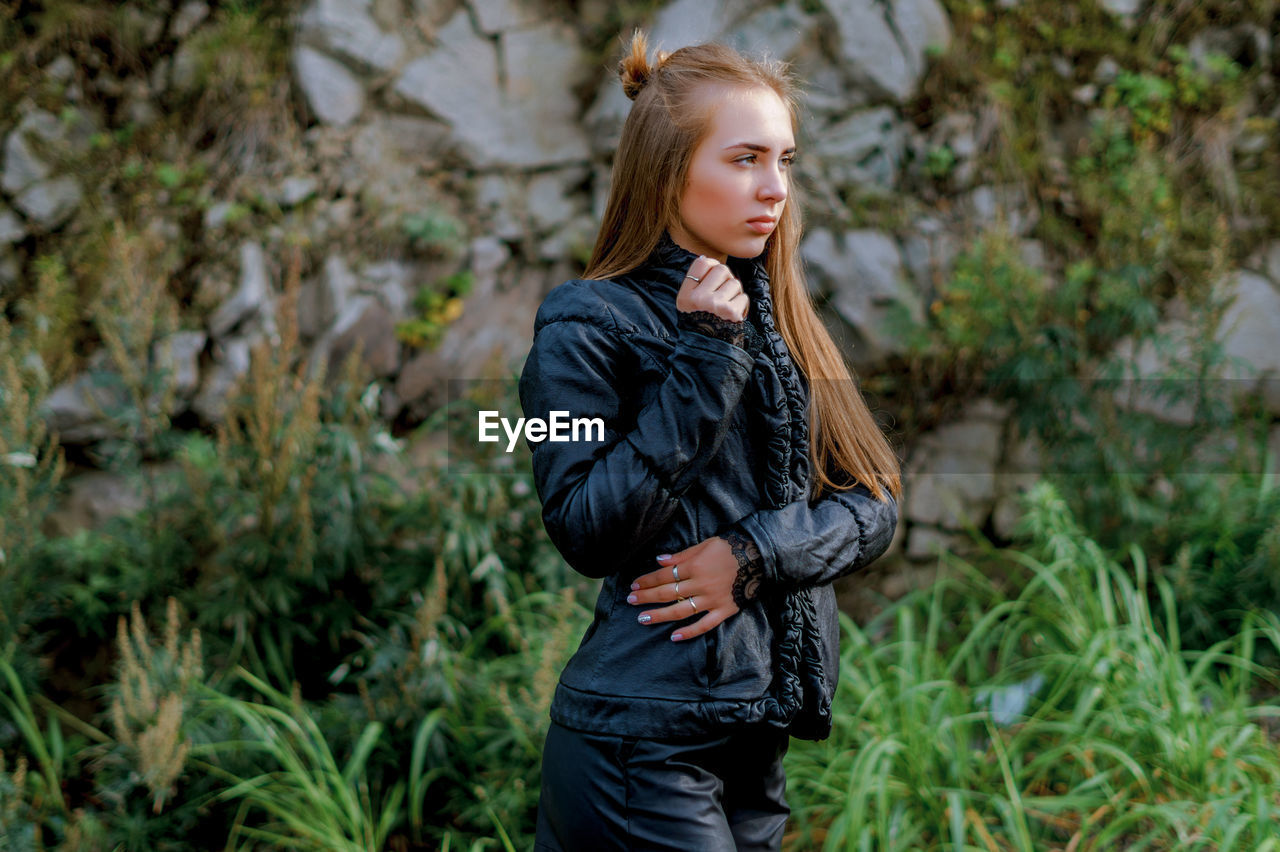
[733,481,898,592]
[518,314,755,578]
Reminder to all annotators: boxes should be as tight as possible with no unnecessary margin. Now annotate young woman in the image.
[519,29,902,851]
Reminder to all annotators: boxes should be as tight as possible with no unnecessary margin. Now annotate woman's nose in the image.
[758,165,787,203]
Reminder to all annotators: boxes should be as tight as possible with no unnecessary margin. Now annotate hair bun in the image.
[619,29,668,101]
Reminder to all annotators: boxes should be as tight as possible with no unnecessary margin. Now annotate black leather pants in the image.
[534,720,791,851]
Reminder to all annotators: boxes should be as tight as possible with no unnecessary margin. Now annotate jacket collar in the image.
[643,229,770,302]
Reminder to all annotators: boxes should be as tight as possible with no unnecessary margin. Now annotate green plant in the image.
[199,668,404,852]
[395,271,473,349]
[108,598,204,814]
[402,209,466,257]
[783,481,1280,849]
[924,144,958,180]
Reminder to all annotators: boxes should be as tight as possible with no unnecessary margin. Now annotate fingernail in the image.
[630,581,639,590]
[638,614,651,624]
[671,633,683,641]
[656,554,672,561]
[627,594,637,603]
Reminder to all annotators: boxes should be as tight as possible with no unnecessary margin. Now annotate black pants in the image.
[534,719,791,851]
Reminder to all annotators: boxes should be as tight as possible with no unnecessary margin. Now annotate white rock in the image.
[527,168,587,233]
[826,0,949,103]
[294,45,365,127]
[14,176,83,229]
[802,228,924,362]
[2,112,58,194]
[724,1,815,62]
[813,106,904,192]
[1100,0,1141,17]
[170,2,210,39]
[1218,270,1280,374]
[470,0,546,33]
[192,336,254,423]
[298,0,405,72]
[0,205,26,244]
[904,401,1005,529]
[277,175,319,207]
[362,259,413,318]
[393,12,589,167]
[890,0,952,78]
[45,55,76,82]
[153,330,207,398]
[208,242,271,338]
[1108,320,1199,425]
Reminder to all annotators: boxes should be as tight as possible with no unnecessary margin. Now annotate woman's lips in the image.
[746,220,775,234]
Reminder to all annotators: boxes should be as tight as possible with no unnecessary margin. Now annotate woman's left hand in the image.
[627,536,740,642]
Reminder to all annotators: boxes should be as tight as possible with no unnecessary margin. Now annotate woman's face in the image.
[668,85,795,263]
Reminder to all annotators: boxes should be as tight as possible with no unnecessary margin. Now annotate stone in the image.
[192,335,254,423]
[155,330,207,398]
[825,0,949,103]
[393,12,589,167]
[40,369,130,444]
[802,228,924,363]
[1217,270,1280,415]
[45,470,148,537]
[277,176,319,208]
[649,0,739,52]
[294,45,365,127]
[0,205,26,244]
[813,107,904,192]
[1261,240,1280,284]
[901,215,959,303]
[724,1,815,62]
[362,259,413,318]
[298,0,405,72]
[208,242,271,338]
[1098,0,1141,18]
[325,300,401,378]
[1107,320,1199,425]
[470,0,546,33]
[170,1,210,39]
[476,173,529,240]
[890,0,952,77]
[904,399,1006,529]
[395,269,544,414]
[527,167,587,233]
[45,55,76,82]
[2,112,58,195]
[14,176,83,230]
[962,184,1038,237]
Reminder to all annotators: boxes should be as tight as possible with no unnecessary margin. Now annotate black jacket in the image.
[518,229,898,741]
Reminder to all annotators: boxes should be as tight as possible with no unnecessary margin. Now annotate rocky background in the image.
[4,0,1279,591]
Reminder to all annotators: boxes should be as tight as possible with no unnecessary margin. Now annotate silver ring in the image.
[672,565,680,582]
[685,273,702,282]
[688,596,697,613]
[674,580,680,596]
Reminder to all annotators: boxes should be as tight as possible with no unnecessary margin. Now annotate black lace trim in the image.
[677,310,765,356]
[720,527,765,609]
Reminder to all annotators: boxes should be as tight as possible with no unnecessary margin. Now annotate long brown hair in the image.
[582,30,900,503]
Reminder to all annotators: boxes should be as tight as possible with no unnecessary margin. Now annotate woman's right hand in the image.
[676,257,749,322]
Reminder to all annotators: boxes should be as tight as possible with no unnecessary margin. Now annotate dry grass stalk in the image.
[110,597,204,814]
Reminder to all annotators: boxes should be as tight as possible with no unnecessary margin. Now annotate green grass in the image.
[784,482,1280,850]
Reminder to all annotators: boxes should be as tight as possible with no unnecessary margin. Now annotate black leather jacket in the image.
[518,230,898,741]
